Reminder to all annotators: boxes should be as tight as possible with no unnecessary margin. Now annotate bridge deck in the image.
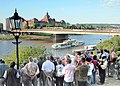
[21,29,120,35]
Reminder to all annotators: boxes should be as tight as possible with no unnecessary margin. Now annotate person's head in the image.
[76,52,81,56]
[22,62,27,67]
[29,56,33,62]
[81,57,86,64]
[66,54,70,59]
[97,49,101,54]
[58,59,62,65]
[93,55,97,60]
[1,60,5,64]
[39,54,44,60]
[66,58,71,64]
[102,56,107,61]
[81,57,86,62]
[10,61,16,68]
[100,49,103,54]
[111,48,114,52]
[33,58,38,63]
[50,56,54,61]
[46,56,50,60]
[86,58,92,63]
[90,51,93,55]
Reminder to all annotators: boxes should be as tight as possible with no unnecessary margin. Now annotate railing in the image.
[20,28,120,35]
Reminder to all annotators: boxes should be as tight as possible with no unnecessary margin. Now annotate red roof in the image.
[40,19,47,22]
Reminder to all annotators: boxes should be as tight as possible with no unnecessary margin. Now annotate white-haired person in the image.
[41,56,55,86]
[25,56,39,86]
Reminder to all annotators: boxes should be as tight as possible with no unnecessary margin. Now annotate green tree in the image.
[97,36,120,52]
[3,44,48,65]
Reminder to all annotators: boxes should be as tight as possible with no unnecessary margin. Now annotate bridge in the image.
[21,29,120,41]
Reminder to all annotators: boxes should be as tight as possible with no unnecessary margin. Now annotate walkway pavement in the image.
[93,76,120,86]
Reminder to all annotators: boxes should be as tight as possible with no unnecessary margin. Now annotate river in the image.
[0,34,112,58]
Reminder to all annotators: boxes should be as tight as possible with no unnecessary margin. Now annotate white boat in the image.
[72,45,96,54]
[52,39,84,49]
[52,42,71,49]
[84,45,96,50]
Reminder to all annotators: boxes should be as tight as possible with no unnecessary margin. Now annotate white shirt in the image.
[3,70,20,78]
[87,63,94,76]
[56,64,64,77]
[62,64,75,82]
[42,60,55,72]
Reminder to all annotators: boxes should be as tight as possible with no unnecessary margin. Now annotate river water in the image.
[0,34,112,58]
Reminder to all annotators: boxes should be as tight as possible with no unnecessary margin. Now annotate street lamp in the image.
[9,9,22,70]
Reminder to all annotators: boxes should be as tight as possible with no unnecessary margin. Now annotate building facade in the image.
[0,23,3,32]
[22,12,66,29]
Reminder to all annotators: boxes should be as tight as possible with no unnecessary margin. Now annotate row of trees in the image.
[24,22,114,30]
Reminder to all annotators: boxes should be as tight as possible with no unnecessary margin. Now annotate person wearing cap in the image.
[41,56,55,86]
[25,56,39,86]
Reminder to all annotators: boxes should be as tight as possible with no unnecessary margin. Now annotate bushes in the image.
[97,36,120,53]
[3,44,49,66]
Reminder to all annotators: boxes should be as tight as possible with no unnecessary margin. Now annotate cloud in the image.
[103,0,120,7]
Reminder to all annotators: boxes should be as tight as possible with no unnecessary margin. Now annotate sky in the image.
[0,0,120,24]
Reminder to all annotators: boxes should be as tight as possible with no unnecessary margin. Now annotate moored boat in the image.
[52,39,84,49]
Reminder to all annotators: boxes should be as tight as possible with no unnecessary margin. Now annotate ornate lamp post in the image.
[9,9,22,70]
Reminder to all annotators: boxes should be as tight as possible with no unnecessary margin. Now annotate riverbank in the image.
[0,34,51,41]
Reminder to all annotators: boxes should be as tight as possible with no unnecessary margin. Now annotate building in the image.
[22,12,66,29]
[4,18,10,31]
[0,23,3,32]
[39,12,56,26]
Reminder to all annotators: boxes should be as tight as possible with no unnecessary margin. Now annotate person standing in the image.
[20,62,29,86]
[97,56,108,85]
[37,55,45,86]
[92,55,98,84]
[42,56,55,86]
[56,59,64,86]
[3,61,20,86]
[25,56,39,86]
[75,58,89,86]
[0,60,9,86]
[86,58,94,86]
[109,48,116,77]
[62,58,75,86]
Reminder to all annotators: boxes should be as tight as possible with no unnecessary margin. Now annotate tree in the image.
[97,36,120,53]
[3,44,49,66]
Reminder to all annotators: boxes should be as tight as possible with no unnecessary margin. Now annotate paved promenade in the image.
[36,76,120,86]
[93,76,120,86]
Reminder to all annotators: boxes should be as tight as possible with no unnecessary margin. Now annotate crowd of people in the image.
[0,48,120,86]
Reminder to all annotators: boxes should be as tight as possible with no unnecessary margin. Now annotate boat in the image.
[72,44,96,54]
[84,45,96,51]
[52,39,85,49]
